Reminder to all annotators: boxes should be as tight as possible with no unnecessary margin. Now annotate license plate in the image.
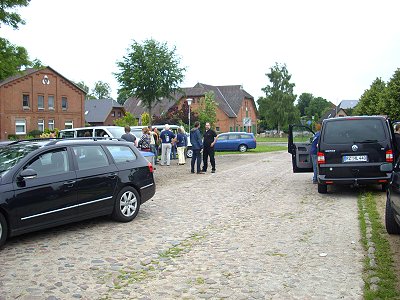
[343,155,368,163]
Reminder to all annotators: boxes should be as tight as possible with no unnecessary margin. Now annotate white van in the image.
[59,126,135,139]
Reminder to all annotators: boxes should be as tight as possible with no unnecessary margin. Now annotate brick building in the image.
[124,83,258,133]
[0,67,86,139]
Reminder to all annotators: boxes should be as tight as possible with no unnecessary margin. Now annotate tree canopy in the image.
[0,0,30,29]
[196,91,218,132]
[92,81,111,99]
[0,37,30,80]
[257,63,298,132]
[115,39,186,120]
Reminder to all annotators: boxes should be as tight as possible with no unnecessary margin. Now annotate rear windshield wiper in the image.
[353,139,378,143]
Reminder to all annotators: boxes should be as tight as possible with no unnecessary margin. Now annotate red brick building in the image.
[0,67,86,139]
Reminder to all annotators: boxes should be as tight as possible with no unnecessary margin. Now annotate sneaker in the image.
[211,170,215,173]
[191,171,195,174]
[197,171,205,174]
[312,180,317,184]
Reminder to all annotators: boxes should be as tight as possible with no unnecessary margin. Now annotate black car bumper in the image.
[318,174,391,185]
[140,182,156,204]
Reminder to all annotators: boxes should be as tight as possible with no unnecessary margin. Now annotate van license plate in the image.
[343,155,368,162]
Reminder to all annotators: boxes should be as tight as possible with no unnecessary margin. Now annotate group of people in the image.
[120,122,218,174]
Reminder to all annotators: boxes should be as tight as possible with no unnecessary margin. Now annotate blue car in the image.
[214,132,257,152]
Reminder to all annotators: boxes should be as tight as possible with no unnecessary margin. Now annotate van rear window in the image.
[323,119,387,144]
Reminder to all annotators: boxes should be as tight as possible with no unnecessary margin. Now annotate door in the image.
[214,134,229,151]
[12,148,78,232]
[390,159,400,215]
[288,124,315,173]
[72,145,118,217]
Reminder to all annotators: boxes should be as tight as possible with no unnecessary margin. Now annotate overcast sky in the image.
[3,0,400,105]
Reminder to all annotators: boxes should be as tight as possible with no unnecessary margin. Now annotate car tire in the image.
[317,183,327,194]
[385,193,400,234]
[186,148,193,158]
[112,187,140,222]
[238,144,247,152]
[0,212,7,248]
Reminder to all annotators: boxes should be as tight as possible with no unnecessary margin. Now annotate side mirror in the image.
[380,163,393,172]
[19,168,38,180]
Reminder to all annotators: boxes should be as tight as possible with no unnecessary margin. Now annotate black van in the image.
[288,116,395,194]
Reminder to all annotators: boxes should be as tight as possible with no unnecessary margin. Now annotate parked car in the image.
[0,138,156,248]
[385,160,400,234]
[288,116,395,194]
[214,132,256,152]
[59,126,130,139]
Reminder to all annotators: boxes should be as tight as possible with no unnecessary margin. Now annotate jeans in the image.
[311,154,318,182]
[170,144,177,159]
[150,144,158,164]
[202,146,215,171]
[161,143,172,165]
[191,149,202,173]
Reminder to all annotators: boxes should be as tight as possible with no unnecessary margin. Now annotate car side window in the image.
[106,145,137,163]
[218,135,228,140]
[228,134,239,140]
[73,146,110,170]
[25,149,69,177]
[240,134,251,139]
[95,129,108,137]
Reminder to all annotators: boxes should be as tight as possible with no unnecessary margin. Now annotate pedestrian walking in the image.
[160,124,175,166]
[190,121,204,174]
[311,123,321,184]
[202,122,217,173]
[121,125,137,146]
[176,127,187,165]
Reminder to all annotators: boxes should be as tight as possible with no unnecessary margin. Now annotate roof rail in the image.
[2,137,126,147]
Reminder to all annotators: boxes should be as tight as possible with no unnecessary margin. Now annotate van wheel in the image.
[385,194,400,234]
[0,212,8,248]
[238,144,247,152]
[112,187,140,222]
[317,183,327,194]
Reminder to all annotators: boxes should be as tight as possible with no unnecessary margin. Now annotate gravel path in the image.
[0,151,364,299]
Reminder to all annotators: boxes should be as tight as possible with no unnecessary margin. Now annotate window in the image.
[15,119,26,135]
[62,97,68,110]
[118,111,122,117]
[218,135,228,141]
[111,111,115,117]
[64,120,73,129]
[73,146,110,170]
[26,149,69,177]
[48,119,54,130]
[94,129,108,137]
[23,94,30,108]
[48,96,54,110]
[38,95,44,110]
[228,134,240,140]
[77,129,92,137]
[106,145,137,163]
[216,127,220,132]
[38,119,44,132]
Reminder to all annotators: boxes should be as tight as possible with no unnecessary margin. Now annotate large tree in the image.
[354,78,387,116]
[0,37,30,80]
[196,91,218,132]
[387,68,400,119]
[296,93,313,116]
[305,96,331,120]
[115,39,186,120]
[92,81,111,99]
[258,63,298,132]
[0,0,30,29]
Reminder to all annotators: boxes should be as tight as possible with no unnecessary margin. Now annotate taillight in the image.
[148,161,154,173]
[386,150,394,163]
[317,152,325,164]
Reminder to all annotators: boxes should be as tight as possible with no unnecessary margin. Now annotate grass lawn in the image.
[256,137,288,142]
[215,145,287,155]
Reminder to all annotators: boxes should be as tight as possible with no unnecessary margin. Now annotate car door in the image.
[228,134,241,150]
[72,145,118,217]
[389,158,400,215]
[214,134,229,150]
[288,124,315,173]
[11,148,78,233]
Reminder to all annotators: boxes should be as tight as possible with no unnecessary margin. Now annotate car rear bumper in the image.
[318,174,391,185]
[140,182,156,204]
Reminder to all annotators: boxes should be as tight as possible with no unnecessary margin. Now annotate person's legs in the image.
[166,143,172,165]
[177,147,185,164]
[209,148,216,171]
[161,143,167,165]
[202,147,209,172]
[191,150,197,173]
[197,150,202,173]
[150,144,158,164]
[311,154,318,183]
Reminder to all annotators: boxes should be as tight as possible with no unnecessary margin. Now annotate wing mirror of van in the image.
[380,163,393,172]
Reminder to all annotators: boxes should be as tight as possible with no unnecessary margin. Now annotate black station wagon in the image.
[0,138,155,248]
[289,116,395,194]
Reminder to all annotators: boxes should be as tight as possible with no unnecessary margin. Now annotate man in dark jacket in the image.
[190,121,204,174]
[202,122,217,173]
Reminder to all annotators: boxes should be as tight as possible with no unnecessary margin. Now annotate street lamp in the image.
[187,98,193,131]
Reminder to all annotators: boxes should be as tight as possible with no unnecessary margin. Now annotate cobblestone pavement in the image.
[0,151,364,299]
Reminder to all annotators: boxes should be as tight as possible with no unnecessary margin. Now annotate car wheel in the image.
[186,148,193,158]
[317,183,327,194]
[385,192,400,234]
[112,187,140,222]
[238,144,247,152]
[0,212,7,248]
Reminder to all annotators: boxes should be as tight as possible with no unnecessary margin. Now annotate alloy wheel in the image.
[120,191,138,217]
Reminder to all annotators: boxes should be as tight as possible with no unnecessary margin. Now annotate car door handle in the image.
[107,173,117,179]
[63,180,76,188]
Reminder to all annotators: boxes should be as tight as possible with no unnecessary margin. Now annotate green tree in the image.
[115,39,186,122]
[258,63,298,132]
[0,0,30,29]
[354,78,387,116]
[0,37,30,80]
[75,81,95,100]
[296,93,313,116]
[305,96,331,120]
[196,91,218,132]
[386,68,400,119]
[113,112,138,127]
[141,112,151,126]
[92,81,111,99]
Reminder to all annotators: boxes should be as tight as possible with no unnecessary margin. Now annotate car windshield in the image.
[323,119,387,144]
[0,144,41,174]
[106,127,126,138]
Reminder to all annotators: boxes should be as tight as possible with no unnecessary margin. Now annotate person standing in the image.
[202,122,217,173]
[176,127,187,165]
[138,127,151,151]
[311,123,321,184]
[190,121,204,174]
[160,124,175,166]
[121,125,137,146]
[148,126,158,164]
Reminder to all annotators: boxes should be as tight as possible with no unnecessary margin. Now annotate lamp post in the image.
[187,98,193,131]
